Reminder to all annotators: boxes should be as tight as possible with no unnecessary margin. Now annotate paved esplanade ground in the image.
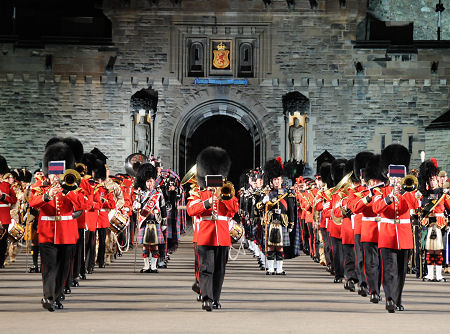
[1,236,449,334]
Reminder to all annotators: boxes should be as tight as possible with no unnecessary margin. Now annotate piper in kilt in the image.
[134,163,167,273]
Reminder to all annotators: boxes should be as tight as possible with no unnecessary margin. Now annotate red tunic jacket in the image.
[372,186,418,250]
[29,182,84,244]
[328,192,343,239]
[187,189,239,246]
[0,180,17,225]
[351,188,379,243]
[347,186,365,236]
[94,185,116,229]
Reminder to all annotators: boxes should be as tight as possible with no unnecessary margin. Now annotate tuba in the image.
[181,164,197,186]
[124,153,149,177]
[59,169,81,191]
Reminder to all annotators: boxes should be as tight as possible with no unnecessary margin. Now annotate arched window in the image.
[188,41,204,77]
[238,42,253,77]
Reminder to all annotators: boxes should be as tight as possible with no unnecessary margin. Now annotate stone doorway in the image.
[175,100,265,185]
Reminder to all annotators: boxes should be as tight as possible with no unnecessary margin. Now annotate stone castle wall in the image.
[0,0,449,174]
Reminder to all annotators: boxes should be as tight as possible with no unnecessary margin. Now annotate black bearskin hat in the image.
[418,159,439,194]
[81,153,97,175]
[345,158,358,183]
[43,142,76,177]
[239,169,251,189]
[134,163,157,190]
[196,147,231,188]
[364,154,387,183]
[63,137,84,162]
[320,162,333,188]
[264,158,283,185]
[93,159,107,181]
[331,159,347,187]
[0,155,9,175]
[23,169,32,183]
[354,151,373,181]
[91,147,108,164]
[45,137,63,149]
[381,144,410,178]
[10,169,20,181]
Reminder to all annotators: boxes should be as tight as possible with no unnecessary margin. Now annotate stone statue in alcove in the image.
[288,117,305,162]
[135,113,151,156]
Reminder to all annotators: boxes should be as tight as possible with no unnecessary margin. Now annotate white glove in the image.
[323,202,330,209]
[132,201,141,211]
[161,225,167,231]
[262,195,270,204]
[288,228,293,233]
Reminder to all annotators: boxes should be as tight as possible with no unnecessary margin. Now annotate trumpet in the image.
[59,169,81,191]
[401,174,418,192]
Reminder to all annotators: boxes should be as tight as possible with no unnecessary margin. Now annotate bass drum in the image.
[228,220,244,244]
[108,209,130,235]
[8,219,25,243]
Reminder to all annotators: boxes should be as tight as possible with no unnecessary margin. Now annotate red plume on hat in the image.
[431,158,438,169]
[276,156,284,170]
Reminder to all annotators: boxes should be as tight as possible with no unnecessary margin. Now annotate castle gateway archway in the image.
[174,100,266,186]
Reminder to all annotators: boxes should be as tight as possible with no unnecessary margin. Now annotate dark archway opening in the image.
[186,115,253,186]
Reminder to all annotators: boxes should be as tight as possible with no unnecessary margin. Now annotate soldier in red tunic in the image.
[0,155,17,268]
[187,147,239,311]
[29,142,87,312]
[372,144,419,313]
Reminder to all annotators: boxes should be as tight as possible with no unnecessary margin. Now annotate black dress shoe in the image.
[202,299,213,312]
[64,287,71,295]
[212,301,222,309]
[370,293,379,303]
[99,263,106,268]
[275,271,286,275]
[58,294,65,302]
[196,295,202,302]
[358,285,368,297]
[28,266,39,273]
[55,300,64,310]
[386,298,396,313]
[72,280,79,287]
[79,274,87,280]
[192,282,200,294]
[41,298,55,312]
[344,280,355,292]
[87,268,94,274]
[333,277,343,283]
[396,304,404,311]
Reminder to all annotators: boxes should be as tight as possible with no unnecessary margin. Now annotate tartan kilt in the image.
[138,222,164,245]
[167,208,181,241]
[282,225,290,247]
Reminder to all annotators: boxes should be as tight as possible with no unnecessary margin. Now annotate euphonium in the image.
[401,174,418,192]
[218,181,235,200]
[59,169,81,191]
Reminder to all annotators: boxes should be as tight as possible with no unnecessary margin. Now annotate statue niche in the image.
[282,91,309,163]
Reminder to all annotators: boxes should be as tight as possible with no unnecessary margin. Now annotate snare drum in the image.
[108,209,129,235]
[8,220,25,243]
[228,220,244,243]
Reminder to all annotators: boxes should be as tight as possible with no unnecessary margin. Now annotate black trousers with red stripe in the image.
[380,248,410,306]
[354,234,366,287]
[342,244,358,282]
[363,242,381,295]
[40,243,75,300]
[197,245,229,303]
[331,237,344,279]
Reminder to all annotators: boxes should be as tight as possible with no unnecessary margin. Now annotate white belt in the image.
[41,215,73,221]
[362,217,378,221]
[0,204,9,208]
[99,209,108,212]
[199,215,229,221]
[379,218,410,224]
